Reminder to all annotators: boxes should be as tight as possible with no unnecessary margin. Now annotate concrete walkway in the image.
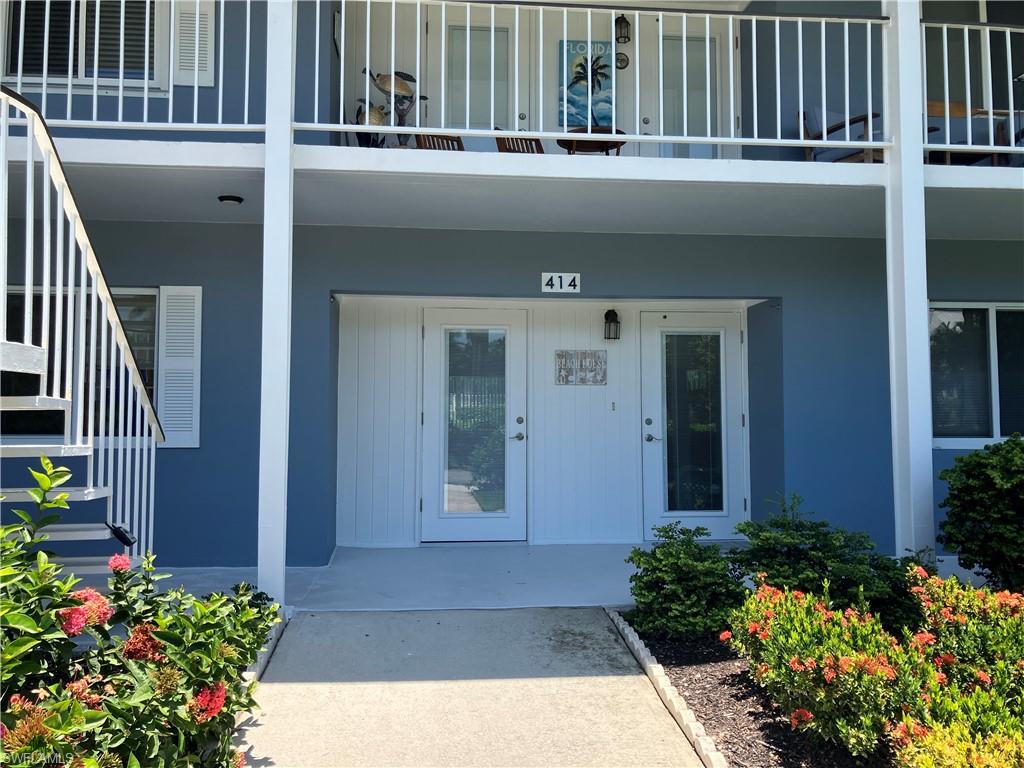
[238,608,702,767]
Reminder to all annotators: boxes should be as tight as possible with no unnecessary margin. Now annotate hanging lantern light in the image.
[615,15,631,45]
[604,309,621,341]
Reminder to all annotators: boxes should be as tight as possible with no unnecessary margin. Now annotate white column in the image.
[257,0,296,602]
[884,0,934,555]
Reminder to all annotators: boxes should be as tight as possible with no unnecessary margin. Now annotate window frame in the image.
[0,1,172,95]
[930,300,1024,449]
[1,285,159,447]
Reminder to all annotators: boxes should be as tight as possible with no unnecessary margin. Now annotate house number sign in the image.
[541,272,581,293]
[555,350,607,385]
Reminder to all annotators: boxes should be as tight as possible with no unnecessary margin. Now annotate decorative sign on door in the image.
[555,350,608,385]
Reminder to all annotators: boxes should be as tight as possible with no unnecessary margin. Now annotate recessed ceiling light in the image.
[218,194,244,205]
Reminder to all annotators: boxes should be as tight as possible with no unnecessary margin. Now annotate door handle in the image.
[645,433,662,443]
[510,432,526,441]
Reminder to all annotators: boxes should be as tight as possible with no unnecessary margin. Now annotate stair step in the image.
[0,341,46,375]
[0,444,91,458]
[45,523,113,542]
[1,486,111,503]
[0,395,72,411]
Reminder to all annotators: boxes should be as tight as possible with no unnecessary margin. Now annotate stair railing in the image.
[1,85,164,560]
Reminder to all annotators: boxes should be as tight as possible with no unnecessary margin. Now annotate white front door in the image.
[640,311,745,539]
[421,308,528,541]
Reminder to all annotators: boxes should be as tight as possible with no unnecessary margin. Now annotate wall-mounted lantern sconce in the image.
[604,309,621,341]
[615,15,631,45]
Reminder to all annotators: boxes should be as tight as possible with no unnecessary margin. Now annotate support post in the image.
[883,0,934,555]
[257,0,296,602]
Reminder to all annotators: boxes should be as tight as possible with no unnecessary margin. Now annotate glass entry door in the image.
[640,311,745,539]
[421,308,528,541]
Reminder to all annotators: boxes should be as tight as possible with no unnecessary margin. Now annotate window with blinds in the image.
[6,1,159,82]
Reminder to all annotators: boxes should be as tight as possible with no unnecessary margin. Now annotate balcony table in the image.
[556,126,627,156]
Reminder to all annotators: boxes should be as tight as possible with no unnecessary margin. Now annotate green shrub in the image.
[724,568,1024,761]
[0,457,280,768]
[937,434,1024,592]
[731,495,933,632]
[626,524,746,638]
[894,722,1024,768]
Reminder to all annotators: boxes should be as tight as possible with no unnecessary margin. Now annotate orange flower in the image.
[789,709,814,729]
[788,657,805,672]
[718,630,732,642]
[975,669,992,686]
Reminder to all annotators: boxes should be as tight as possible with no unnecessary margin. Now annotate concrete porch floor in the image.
[131,544,638,611]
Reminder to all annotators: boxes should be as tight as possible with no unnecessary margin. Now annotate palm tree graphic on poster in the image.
[559,40,613,127]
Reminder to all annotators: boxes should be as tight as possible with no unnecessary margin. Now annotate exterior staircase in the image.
[1,86,163,570]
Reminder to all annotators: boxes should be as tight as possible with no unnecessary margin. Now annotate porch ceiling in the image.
[6,138,1020,240]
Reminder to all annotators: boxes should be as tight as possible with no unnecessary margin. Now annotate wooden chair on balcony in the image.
[495,128,544,154]
[925,100,1016,166]
[414,133,465,151]
[799,109,883,163]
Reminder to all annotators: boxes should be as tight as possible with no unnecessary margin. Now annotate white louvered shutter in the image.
[157,287,202,448]
[172,0,215,87]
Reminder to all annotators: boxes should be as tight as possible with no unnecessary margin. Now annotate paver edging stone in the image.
[604,607,730,768]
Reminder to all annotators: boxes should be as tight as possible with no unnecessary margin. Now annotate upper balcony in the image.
[0,1,1020,214]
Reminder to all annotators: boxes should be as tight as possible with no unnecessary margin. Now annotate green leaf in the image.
[1,612,40,632]
[127,754,142,768]
[40,455,54,474]
[28,467,52,491]
[1,636,40,660]
[50,468,72,488]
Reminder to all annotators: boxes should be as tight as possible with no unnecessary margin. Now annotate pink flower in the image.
[57,589,113,636]
[58,605,90,636]
[718,630,732,642]
[975,669,992,686]
[234,752,246,768]
[108,553,131,573]
[912,565,929,580]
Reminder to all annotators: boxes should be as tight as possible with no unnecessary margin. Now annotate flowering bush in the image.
[727,575,923,756]
[724,567,1024,765]
[1,458,280,767]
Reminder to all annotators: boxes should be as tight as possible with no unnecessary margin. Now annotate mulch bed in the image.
[639,632,883,768]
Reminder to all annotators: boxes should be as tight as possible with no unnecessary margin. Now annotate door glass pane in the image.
[996,310,1024,436]
[662,35,719,158]
[445,328,506,513]
[664,333,722,512]
[930,309,992,437]
[447,27,510,129]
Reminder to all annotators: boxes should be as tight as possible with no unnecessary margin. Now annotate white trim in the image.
[256,0,296,603]
[294,144,889,186]
[884,0,934,555]
[929,301,1024,447]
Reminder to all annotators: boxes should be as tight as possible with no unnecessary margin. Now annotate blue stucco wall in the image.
[293,227,897,558]
[88,222,264,567]
[927,238,1024,551]
[10,221,1020,567]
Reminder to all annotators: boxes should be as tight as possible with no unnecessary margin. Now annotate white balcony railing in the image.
[293,1,891,161]
[0,0,266,131]
[1,86,164,560]
[922,21,1024,166]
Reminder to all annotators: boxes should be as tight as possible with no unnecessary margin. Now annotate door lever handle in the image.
[510,432,526,441]
[644,433,662,443]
